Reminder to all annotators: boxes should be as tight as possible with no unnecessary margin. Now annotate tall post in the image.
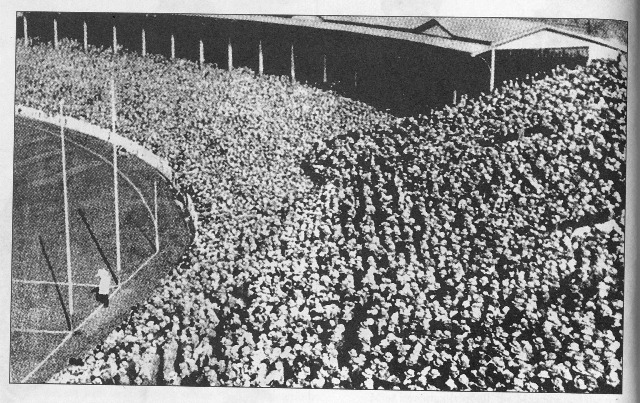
[23,14,28,46]
[199,39,204,67]
[112,24,117,54]
[111,79,122,275]
[59,100,73,318]
[489,48,495,92]
[258,40,264,75]
[453,89,457,105]
[322,53,327,84]
[227,37,233,70]
[83,21,88,52]
[142,28,146,57]
[171,34,175,60]
[154,180,159,252]
[54,18,58,49]
[290,42,296,82]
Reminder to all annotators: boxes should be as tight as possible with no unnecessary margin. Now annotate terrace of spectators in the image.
[17,13,626,116]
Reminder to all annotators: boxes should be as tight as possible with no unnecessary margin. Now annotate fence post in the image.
[54,18,58,49]
[227,36,233,70]
[199,39,204,67]
[142,28,146,57]
[23,14,28,46]
[290,42,295,82]
[322,53,327,83]
[83,21,88,52]
[112,24,117,54]
[258,39,264,75]
[171,34,175,60]
[489,48,495,92]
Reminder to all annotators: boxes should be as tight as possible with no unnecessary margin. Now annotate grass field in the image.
[11,116,192,383]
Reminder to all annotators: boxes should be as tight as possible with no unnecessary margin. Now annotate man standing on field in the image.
[95,267,111,307]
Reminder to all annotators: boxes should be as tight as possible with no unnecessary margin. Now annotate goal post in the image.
[154,180,159,252]
[59,100,74,319]
[111,78,122,275]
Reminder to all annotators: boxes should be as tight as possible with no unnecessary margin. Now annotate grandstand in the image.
[17,13,626,115]
[12,14,626,392]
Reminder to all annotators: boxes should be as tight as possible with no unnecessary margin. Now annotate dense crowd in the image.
[16,39,626,392]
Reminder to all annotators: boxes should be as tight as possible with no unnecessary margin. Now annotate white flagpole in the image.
[111,79,122,275]
[154,180,159,252]
[60,100,74,318]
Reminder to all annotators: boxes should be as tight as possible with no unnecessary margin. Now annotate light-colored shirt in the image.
[97,269,111,295]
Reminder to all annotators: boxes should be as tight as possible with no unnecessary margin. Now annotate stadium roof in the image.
[196,15,625,57]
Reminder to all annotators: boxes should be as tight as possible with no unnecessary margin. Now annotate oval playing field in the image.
[11,116,192,383]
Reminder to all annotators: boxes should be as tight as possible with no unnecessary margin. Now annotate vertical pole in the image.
[290,42,296,82]
[171,34,175,60]
[453,89,457,105]
[354,71,358,88]
[112,24,117,54]
[59,100,73,318]
[83,21,88,52]
[142,28,146,57]
[199,39,204,67]
[489,48,495,92]
[154,180,159,252]
[258,40,264,75]
[322,53,327,84]
[23,14,28,46]
[227,36,233,70]
[54,18,58,49]
[111,79,121,275]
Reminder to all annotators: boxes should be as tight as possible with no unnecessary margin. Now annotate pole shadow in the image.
[76,208,119,285]
[129,215,156,253]
[38,235,72,331]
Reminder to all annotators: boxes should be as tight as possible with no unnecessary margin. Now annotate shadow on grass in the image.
[131,217,156,253]
[76,208,119,285]
[38,235,72,331]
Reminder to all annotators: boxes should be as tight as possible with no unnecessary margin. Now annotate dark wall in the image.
[494,47,589,85]
[17,13,591,117]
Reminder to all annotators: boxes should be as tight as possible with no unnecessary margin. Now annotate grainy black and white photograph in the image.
[3,0,636,400]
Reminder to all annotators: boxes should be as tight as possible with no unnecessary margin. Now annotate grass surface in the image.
[11,116,191,383]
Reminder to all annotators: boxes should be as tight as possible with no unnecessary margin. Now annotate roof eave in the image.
[471,25,627,57]
[199,14,484,55]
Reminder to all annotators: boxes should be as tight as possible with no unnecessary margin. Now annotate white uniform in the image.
[97,268,111,295]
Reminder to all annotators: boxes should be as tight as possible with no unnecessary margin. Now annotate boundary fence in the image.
[15,104,200,232]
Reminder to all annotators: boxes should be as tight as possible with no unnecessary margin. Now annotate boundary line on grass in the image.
[12,279,117,288]
[13,329,71,335]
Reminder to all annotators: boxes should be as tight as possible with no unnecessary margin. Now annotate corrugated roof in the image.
[436,18,546,44]
[320,16,546,44]
[187,15,626,56]
[200,14,488,54]
[321,16,434,31]
[318,16,624,53]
